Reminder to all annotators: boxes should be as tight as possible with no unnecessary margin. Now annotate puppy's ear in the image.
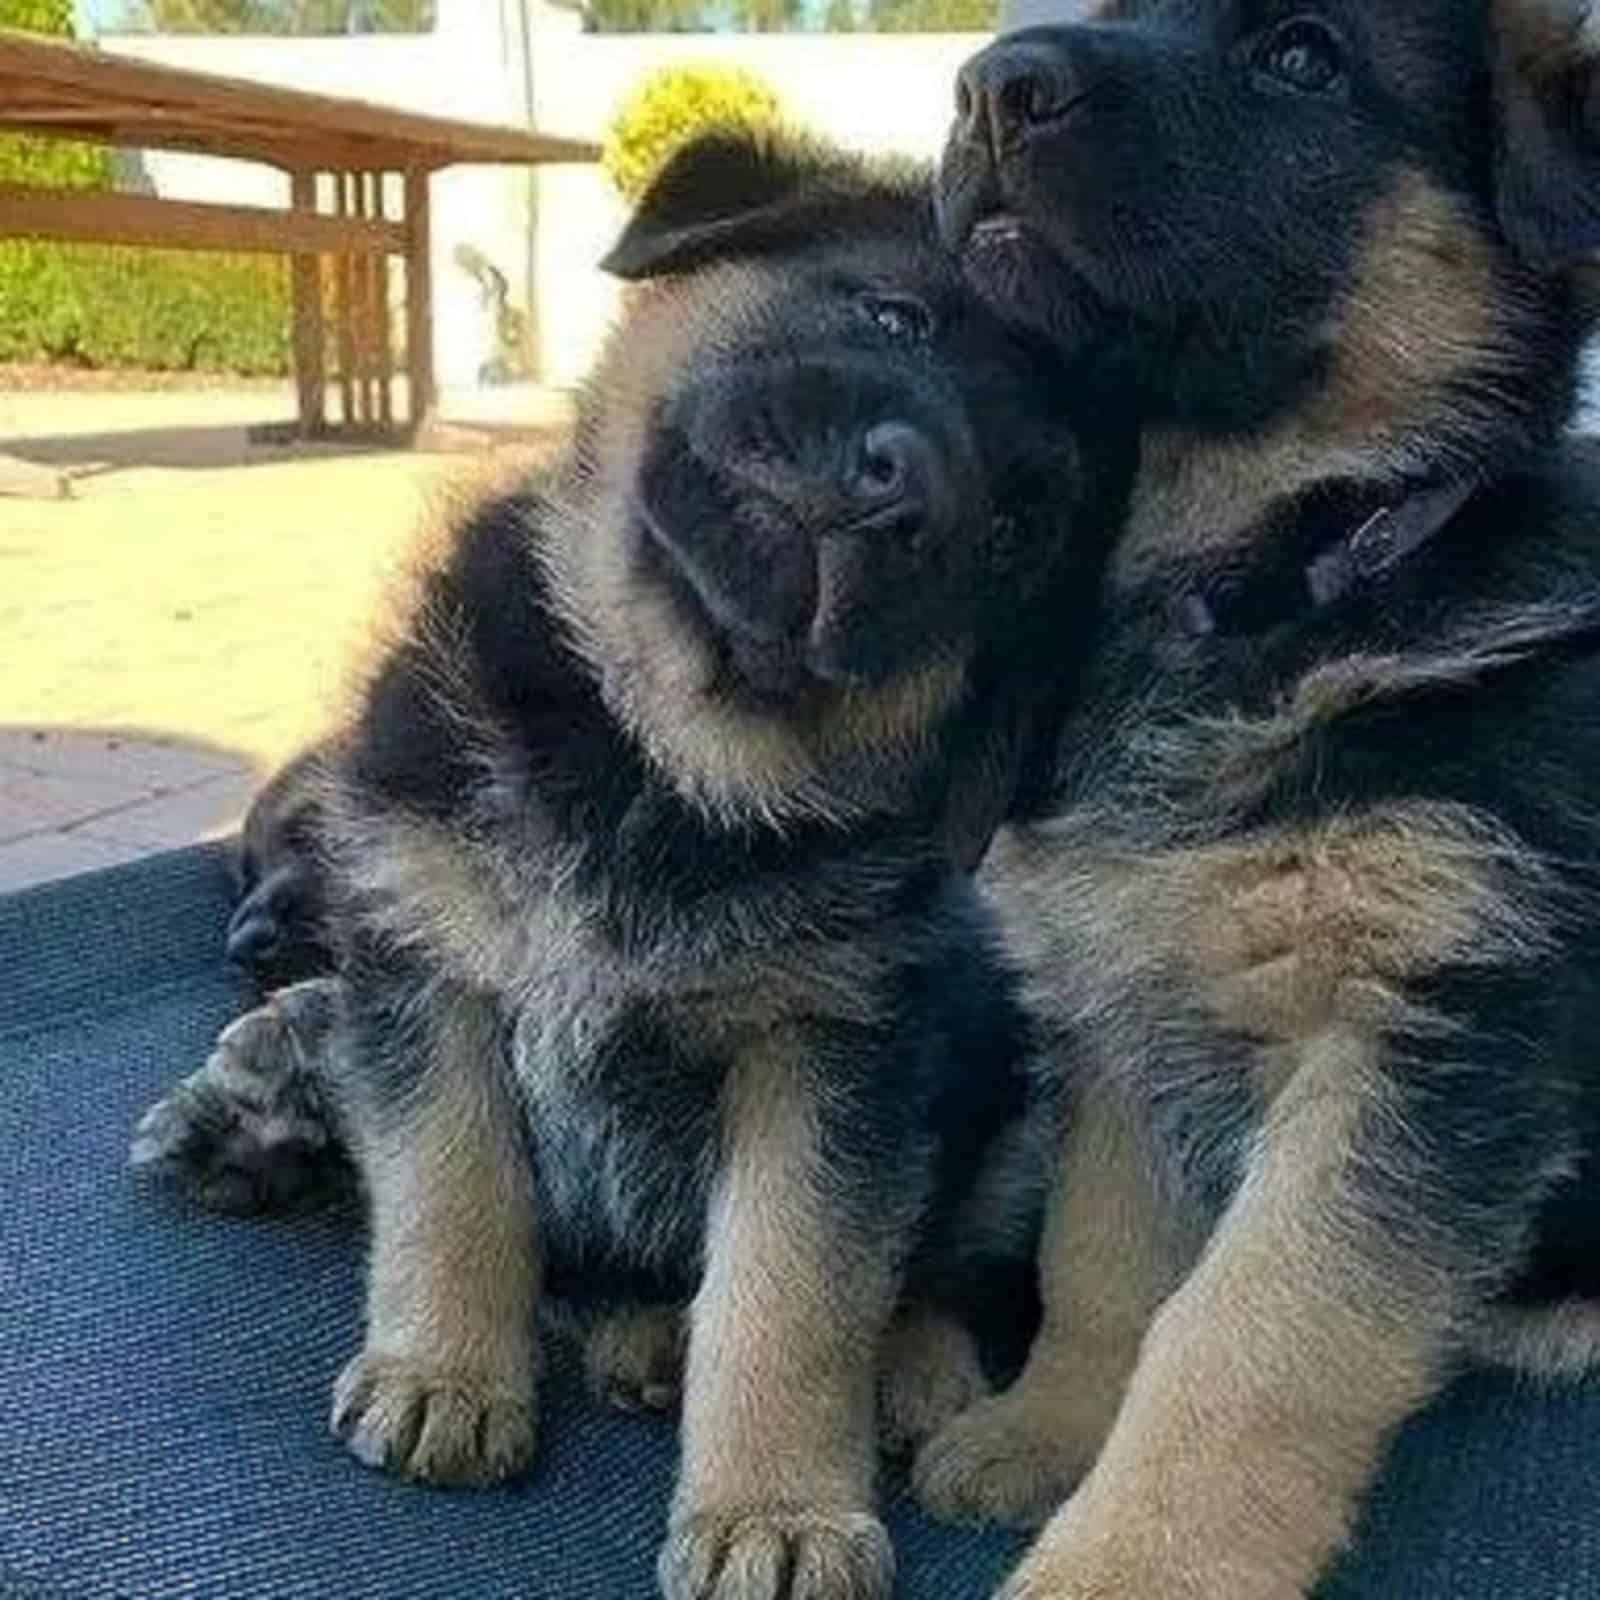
[1494,1,1600,269]
[602,131,836,280]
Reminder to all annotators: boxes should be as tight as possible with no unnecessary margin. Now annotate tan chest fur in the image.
[985,800,1555,1098]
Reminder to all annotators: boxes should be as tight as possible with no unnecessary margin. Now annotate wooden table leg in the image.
[371,172,394,431]
[334,172,356,430]
[289,169,325,438]
[404,165,435,435]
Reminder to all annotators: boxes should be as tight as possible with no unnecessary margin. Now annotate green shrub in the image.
[0,0,73,34]
[603,63,785,205]
[0,2,290,376]
[0,0,113,192]
[0,244,291,374]
[0,0,288,374]
[0,136,109,189]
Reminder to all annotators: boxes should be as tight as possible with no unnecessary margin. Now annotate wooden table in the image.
[0,28,597,442]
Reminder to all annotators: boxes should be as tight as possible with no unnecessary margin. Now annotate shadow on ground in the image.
[3,424,393,477]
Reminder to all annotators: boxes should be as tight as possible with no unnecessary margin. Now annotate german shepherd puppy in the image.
[225,744,334,988]
[134,133,1131,1600]
[918,4,1600,1597]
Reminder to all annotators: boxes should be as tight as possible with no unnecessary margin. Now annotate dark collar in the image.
[1174,476,1479,638]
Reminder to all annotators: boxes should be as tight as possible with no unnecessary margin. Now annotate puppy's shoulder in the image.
[340,471,605,825]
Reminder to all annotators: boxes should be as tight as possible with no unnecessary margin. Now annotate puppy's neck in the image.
[1112,172,1582,595]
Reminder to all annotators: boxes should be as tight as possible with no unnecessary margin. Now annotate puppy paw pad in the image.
[660,1508,892,1600]
[913,1398,1081,1529]
[330,1352,536,1487]
[129,982,344,1213]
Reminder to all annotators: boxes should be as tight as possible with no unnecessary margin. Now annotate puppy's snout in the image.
[847,422,944,531]
[956,41,1083,153]
[226,905,280,967]
[643,365,980,694]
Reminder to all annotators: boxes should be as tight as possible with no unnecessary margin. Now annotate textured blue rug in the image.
[2,844,1597,1598]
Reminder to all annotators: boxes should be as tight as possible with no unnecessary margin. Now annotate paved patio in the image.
[0,381,564,893]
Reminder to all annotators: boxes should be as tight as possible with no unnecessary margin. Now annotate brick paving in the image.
[0,383,562,894]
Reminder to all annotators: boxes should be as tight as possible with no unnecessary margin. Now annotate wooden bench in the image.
[0,27,597,443]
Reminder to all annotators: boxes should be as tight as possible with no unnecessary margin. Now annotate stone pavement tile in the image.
[0,829,150,895]
[0,791,51,845]
[0,728,251,791]
[76,770,259,852]
[0,768,156,844]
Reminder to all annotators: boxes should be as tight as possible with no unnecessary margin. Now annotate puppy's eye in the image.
[859,294,935,342]
[1254,17,1346,95]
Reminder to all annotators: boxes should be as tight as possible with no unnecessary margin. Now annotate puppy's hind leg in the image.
[584,1303,686,1414]
[331,969,541,1488]
[130,976,349,1214]
[878,1306,991,1457]
[915,1076,1187,1529]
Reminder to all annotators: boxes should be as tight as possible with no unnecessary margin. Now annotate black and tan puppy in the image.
[918,3,1600,1597]
[225,744,334,988]
[135,133,1130,1600]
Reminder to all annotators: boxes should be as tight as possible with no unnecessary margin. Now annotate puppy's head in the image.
[939,0,1600,563]
[550,132,1111,829]
[227,747,331,988]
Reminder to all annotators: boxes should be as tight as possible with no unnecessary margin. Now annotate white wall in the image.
[103,0,545,391]
[529,32,980,386]
[98,5,985,390]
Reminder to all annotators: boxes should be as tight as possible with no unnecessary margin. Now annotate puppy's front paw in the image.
[130,979,345,1213]
[659,1508,892,1600]
[914,1392,1088,1530]
[331,1351,536,1486]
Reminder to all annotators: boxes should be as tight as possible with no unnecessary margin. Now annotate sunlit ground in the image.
[0,382,559,887]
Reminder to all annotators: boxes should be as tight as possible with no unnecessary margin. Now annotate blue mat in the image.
[2,844,1597,1598]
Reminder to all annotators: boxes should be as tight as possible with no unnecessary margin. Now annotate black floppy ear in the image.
[601,131,835,280]
[1494,2,1600,269]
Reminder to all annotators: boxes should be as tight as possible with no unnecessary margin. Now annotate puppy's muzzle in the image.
[939,27,1128,252]
[953,38,1088,157]
[226,874,326,984]
[639,375,965,691]
[226,901,282,968]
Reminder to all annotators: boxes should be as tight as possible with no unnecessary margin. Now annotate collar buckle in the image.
[1176,476,1478,638]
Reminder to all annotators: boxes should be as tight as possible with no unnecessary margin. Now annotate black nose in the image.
[954,40,1082,154]
[226,909,280,967]
[846,422,942,526]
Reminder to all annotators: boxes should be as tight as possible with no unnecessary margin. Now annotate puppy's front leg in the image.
[999,1016,1555,1600]
[331,976,540,1487]
[661,1039,901,1600]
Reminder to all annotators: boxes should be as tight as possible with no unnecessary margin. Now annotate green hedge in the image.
[0,0,112,192]
[0,0,71,34]
[0,243,291,374]
[0,1,291,376]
